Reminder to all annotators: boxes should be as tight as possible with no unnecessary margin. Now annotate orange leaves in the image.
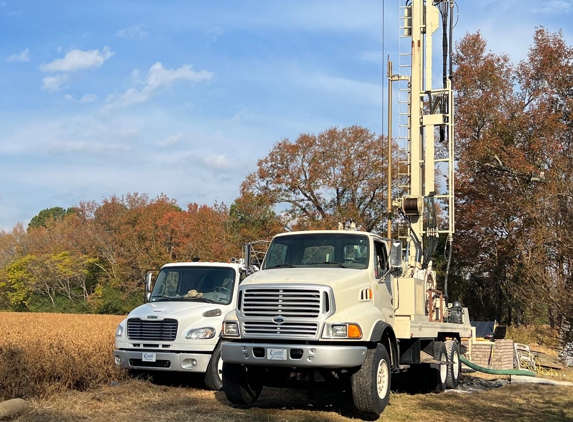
[244,126,391,232]
[0,193,242,313]
[453,29,573,328]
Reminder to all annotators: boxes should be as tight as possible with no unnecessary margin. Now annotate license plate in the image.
[267,348,287,360]
[142,352,156,362]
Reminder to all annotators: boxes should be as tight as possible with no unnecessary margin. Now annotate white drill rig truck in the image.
[220,1,471,418]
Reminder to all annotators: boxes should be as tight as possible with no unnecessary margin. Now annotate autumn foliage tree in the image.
[453,28,573,337]
[0,193,243,314]
[242,126,396,232]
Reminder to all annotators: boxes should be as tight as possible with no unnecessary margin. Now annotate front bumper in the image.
[114,350,212,372]
[221,342,367,368]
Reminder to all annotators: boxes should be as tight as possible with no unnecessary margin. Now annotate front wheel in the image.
[204,341,224,390]
[222,363,263,406]
[350,344,391,420]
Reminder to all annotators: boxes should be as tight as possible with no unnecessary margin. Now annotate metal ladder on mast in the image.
[397,4,413,244]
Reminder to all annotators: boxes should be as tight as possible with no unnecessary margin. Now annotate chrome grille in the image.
[241,288,323,318]
[244,321,318,337]
[127,318,178,341]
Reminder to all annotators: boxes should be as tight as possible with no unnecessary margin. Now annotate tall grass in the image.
[506,324,561,354]
[0,312,127,400]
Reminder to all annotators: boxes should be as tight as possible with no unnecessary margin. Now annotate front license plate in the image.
[267,348,287,360]
[142,352,156,362]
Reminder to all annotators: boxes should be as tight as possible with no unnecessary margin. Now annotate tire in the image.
[222,362,263,406]
[429,341,448,393]
[445,340,461,389]
[350,344,391,420]
[204,342,224,390]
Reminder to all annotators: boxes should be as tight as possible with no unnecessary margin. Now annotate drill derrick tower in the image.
[389,0,455,290]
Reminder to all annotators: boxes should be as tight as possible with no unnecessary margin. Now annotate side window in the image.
[374,241,388,279]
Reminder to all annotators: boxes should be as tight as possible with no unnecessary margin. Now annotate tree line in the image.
[0,29,572,341]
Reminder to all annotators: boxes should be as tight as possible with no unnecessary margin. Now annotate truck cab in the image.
[222,229,398,347]
[114,261,247,390]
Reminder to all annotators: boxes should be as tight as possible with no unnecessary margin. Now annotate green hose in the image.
[460,354,536,377]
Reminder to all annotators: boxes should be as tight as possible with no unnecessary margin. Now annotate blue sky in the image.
[0,0,571,230]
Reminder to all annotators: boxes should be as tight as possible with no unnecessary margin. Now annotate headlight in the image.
[185,327,216,340]
[115,325,124,337]
[332,325,348,337]
[222,321,240,337]
[322,323,362,339]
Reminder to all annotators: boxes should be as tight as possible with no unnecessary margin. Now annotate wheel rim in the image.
[217,356,223,380]
[376,358,389,399]
[440,352,448,383]
[452,350,460,380]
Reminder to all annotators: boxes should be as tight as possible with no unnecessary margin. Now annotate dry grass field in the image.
[1,312,573,421]
[12,378,573,422]
[0,312,127,401]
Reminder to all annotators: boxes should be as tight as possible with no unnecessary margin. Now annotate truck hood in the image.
[127,301,225,322]
[243,267,367,288]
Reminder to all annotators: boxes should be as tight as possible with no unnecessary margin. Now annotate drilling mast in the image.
[389,0,455,278]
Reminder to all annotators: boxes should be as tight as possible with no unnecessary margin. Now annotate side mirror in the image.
[389,241,403,275]
[243,243,252,269]
[145,271,154,303]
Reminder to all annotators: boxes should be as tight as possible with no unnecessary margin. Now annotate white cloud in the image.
[64,93,99,103]
[307,73,381,105]
[155,133,183,147]
[47,141,131,155]
[205,26,224,42]
[40,46,114,73]
[531,0,573,13]
[7,48,30,63]
[207,88,227,98]
[116,24,148,39]
[109,62,213,108]
[360,50,382,63]
[204,154,232,169]
[230,107,249,121]
[42,74,69,92]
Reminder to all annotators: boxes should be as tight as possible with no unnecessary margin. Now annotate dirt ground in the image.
[10,373,573,422]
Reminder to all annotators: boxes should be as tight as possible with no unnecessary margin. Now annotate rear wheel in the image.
[350,344,391,420]
[445,340,461,389]
[204,342,224,390]
[428,341,448,393]
[222,363,263,406]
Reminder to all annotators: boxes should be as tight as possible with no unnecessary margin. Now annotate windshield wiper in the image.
[184,297,217,304]
[266,264,295,269]
[317,262,349,268]
[151,295,173,301]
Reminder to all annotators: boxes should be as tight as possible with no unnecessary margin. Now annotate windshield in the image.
[262,233,370,270]
[150,266,236,304]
